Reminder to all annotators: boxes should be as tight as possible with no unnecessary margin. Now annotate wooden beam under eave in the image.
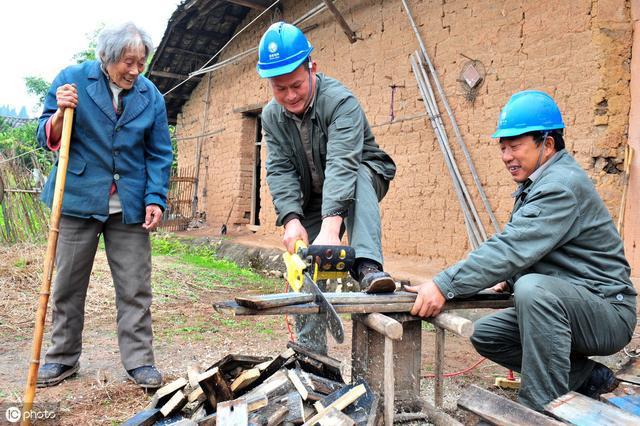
[322,0,357,43]
[150,70,203,80]
[164,92,192,101]
[224,0,268,11]
[164,46,211,60]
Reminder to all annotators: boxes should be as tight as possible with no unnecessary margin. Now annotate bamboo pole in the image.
[414,52,487,243]
[402,0,500,234]
[22,108,74,425]
[617,145,634,235]
[410,54,481,248]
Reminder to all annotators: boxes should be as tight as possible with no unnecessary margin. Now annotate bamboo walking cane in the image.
[22,108,74,425]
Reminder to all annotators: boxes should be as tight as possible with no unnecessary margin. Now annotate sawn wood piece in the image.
[458,384,563,426]
[235,290,511,310]
[545,391,640,425]
[217,295,513,316]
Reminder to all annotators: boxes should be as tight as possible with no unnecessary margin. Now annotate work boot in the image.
[357,261,396,293]
[576,362,619,399]
[36,362,80,388]
[126,365,163,389]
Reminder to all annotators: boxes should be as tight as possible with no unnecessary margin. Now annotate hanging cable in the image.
[162,0,282,97]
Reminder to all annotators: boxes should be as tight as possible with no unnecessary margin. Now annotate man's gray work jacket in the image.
[262,73,396,226]
[434,150,637,309]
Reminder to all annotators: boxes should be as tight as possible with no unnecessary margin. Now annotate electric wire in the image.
[162,0,282,97]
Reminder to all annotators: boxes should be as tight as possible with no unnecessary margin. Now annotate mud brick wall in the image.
[175,0,632,268]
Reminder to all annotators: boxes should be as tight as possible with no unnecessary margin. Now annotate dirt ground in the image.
[0,235,638,425]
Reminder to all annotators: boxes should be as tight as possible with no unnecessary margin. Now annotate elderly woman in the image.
[35,22,173,388]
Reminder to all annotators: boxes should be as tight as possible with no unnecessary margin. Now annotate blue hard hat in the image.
[257,22,313,78]
[492,90,565,138]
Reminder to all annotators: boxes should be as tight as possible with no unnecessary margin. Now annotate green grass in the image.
[422,322,435,331]
[158,312,221,343]
[146,234,285,341]
[150,233,278,294]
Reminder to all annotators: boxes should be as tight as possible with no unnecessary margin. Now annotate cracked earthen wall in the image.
[175,0,635,273]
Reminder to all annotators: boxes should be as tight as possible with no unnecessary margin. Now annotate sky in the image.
[0,0,182,117]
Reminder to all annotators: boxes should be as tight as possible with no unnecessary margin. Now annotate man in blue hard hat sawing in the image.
[406,90,637,411]
[256,22,397,355]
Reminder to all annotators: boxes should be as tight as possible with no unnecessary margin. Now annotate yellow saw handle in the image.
[283,240,310,292]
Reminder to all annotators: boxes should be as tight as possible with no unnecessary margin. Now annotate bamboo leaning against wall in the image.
[402,0,500,248]
[22,108,74,426]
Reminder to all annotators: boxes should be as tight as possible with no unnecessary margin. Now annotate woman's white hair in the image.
[96,22,154,65]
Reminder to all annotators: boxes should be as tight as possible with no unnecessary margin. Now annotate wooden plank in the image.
[383,337,394,426]
[617,358,640,386]
[190,403,207,422]
[243,369,293,402]
[239,348,295,395]
[434,327,445,408]
[188,386,205,403]
[546,391,640,425]
[160,390,187,417]
[318,407,356,426]
[418,399,463,426]
[206,354,272,378]
[319,380,377,426]
[300,370,344,395]
[230,368,261,393]
[188,364,202,388]
[215,299,513,316]
[238,290,510,306]
[198,367,233,410]
[282,391,305,424]
[458,384,563,426]
[235,291,418,307]
[217,398,248,425]
[288,369,310,400]
[236,293,314,309]
[303,384,367,426]
[288,341,344,383]
[156,377,188,400]
[248,403,287,426]
[351,315,422,412]
[121,408,161,426]
[224,0,269,11]
[602,382,640,416]
[196,412,216,425]
[149,70,197,80]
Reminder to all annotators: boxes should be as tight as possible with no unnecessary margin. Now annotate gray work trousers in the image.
[470,273,636,411]
[295,165,389,355]
[45,214,155,371]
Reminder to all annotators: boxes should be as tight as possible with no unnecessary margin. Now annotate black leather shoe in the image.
[576,362,619,399]
[358,262,396,293]
[126,365,163,389]
[37,362,79,387]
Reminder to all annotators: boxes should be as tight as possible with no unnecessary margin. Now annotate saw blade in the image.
[303,273,345,344]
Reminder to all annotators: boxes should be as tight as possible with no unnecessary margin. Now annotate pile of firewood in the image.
[122,342,376,425]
